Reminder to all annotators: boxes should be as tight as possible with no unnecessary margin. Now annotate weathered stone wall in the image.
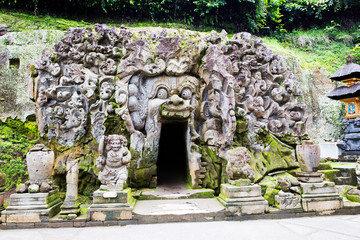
[0,30,65,121]
[0,30,343,142]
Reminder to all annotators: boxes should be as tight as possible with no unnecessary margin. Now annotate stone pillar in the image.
[60,159,80,219]
[218,179,269,216]
[296,141,343,212]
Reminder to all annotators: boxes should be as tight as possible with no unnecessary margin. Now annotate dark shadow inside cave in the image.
[157,121,188,186]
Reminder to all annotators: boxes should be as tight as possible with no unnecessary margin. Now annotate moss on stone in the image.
[318,162,333,170]
[320,169,340,182]
[346,194,360,203]
[0,116,39,190]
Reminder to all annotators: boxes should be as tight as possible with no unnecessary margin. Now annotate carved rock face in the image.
[30,26,307,188]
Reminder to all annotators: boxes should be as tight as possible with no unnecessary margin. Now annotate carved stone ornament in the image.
[96,134,131,188]
[30,25,307,188]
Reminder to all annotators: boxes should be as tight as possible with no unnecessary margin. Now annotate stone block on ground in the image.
[275,191,301,210]
[87,188,135,221]
[300,182,343,212]
[218,184,268,216]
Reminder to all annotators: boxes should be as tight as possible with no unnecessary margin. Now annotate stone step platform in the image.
[133,198,225,224]
[138,184,215,200]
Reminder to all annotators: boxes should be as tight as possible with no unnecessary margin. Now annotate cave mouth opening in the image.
[157,121,188,186]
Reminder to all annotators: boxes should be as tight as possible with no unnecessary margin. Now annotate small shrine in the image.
[327,59,360,159]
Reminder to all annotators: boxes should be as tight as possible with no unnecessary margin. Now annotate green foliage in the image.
[0,116,39,190]
[2,0,360,34]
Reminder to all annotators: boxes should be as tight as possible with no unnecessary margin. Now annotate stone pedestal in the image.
[87,188,135,221]
[296,171,323,183]
[275,191,301,209]
[218,184,268,216]
[1,190,62,223]
[300,182,343,212]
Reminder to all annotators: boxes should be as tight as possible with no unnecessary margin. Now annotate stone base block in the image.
[275,191,301,210]
[2,191,62,223]
[88,188,135,221]
[218,184,268,216]
[300,182,343,212]
[93,188,132,204]
[301,196,343,212]
[87,206,133,221]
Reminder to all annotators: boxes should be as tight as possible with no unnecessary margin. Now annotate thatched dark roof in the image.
[330,63,360,81]
[327,83,360,100]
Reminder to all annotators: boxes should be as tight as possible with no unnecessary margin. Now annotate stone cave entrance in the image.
[157,121,188,186]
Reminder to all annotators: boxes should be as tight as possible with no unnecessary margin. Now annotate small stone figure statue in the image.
[96,134,131,189]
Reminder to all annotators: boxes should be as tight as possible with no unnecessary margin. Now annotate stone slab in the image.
[300,182,336,195]
[133,198,225,216]
[220,184,262,198]
[87,206,133,221]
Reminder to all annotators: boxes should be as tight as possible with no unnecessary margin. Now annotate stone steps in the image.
[138,184,215,200]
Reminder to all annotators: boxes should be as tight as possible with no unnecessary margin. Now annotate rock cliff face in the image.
[0,30,65,121]
[282,57,344,142]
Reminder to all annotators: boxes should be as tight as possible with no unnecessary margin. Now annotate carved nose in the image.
[168,95,184,106]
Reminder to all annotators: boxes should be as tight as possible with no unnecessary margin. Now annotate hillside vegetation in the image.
[1,9,358,74]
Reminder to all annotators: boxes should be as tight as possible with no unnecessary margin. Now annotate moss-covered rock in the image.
[320,169,340,182]
[346,194,360,203]
[258,172,298,205]
[319,162,333,170]
[250,133,299,182]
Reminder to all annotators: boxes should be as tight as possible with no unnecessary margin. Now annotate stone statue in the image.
[96,135,131,188]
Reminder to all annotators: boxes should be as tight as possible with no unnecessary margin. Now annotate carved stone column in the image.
[60,159,80,219]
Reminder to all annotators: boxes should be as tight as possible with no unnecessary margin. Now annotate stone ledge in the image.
[1,204,360,230]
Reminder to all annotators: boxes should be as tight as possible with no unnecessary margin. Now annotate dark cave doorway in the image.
[157,121,188,186]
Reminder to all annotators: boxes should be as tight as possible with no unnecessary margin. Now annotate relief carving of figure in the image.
[96,135,131,188]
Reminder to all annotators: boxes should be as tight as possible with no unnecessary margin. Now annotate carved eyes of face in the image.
[180,87,192,100]
[156,88,168,99]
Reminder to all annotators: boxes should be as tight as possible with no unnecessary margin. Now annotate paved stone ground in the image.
[1,215,360,240]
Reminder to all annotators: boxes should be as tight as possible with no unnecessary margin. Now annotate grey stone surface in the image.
[2,215,360,240]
